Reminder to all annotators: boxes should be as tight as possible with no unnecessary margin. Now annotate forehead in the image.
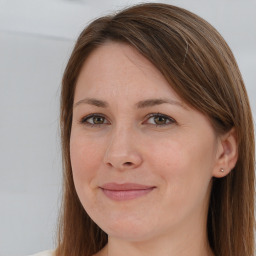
[75,42,183,103]
[79,42,155,75]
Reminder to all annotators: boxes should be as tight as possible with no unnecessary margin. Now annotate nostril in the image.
[124,162,133,166]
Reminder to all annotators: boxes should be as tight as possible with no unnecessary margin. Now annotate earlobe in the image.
[213,128,238,178]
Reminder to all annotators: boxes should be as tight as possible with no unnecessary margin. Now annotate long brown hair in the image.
[56,3,255,256]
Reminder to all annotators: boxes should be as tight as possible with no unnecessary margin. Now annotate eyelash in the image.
[79,113,176,128]
[144,113,176,127]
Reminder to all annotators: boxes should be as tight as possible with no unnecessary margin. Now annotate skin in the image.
[70,42,237,256]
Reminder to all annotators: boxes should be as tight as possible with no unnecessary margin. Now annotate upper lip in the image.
[100,183,156,191]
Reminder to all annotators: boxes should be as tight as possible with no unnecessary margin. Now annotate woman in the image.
[32,2,255,256]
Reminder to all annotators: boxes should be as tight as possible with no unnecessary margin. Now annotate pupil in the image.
[93,116,104,124]
[155,116,166,125]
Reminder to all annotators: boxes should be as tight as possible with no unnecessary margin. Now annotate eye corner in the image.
[144,112,176,127]
[79,113,110,127]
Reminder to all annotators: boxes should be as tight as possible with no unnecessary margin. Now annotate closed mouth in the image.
[100,183,156,201]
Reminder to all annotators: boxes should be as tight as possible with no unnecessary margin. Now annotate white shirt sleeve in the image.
[27,250,55,256]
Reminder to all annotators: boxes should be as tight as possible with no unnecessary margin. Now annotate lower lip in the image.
[101,188,155,201]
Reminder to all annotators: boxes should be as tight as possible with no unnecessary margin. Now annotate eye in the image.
[145,113,176,127]
[80,114,109,127]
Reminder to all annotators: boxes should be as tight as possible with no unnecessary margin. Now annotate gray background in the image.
[0,0,255,255]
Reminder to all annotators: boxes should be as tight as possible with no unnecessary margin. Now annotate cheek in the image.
[147,133,215,200]
[70,132,104,189]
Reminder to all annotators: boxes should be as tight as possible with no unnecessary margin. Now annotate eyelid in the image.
[79,112,176,127]
[144,113,176,126]
[79,113,110,126]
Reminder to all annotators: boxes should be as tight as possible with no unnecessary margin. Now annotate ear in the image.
[212,128,238,178]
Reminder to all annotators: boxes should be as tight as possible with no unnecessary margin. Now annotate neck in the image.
[105,238,213,256]
[99,221,214,256]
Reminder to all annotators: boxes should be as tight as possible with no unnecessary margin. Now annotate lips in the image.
[99,183,156,201]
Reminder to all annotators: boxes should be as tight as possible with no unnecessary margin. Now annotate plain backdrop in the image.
[0,0,255,255]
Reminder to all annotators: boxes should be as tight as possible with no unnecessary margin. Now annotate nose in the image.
[103,127,143,170]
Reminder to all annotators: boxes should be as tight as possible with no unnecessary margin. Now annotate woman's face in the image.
[70,42,222,241]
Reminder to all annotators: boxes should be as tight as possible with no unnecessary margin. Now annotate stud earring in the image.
[220,168,224,173]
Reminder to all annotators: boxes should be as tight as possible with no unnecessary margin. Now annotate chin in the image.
[98,218,160,242]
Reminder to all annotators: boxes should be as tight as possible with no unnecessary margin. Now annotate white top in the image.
[28,250,55,256]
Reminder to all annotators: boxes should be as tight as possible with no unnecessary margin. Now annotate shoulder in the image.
[28,250,55,256]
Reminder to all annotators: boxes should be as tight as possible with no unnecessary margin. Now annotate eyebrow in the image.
[135,98,186,109]
[74,98,109,108]
[74,97,187,109]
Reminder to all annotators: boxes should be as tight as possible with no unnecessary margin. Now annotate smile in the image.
[100,183,156,201]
